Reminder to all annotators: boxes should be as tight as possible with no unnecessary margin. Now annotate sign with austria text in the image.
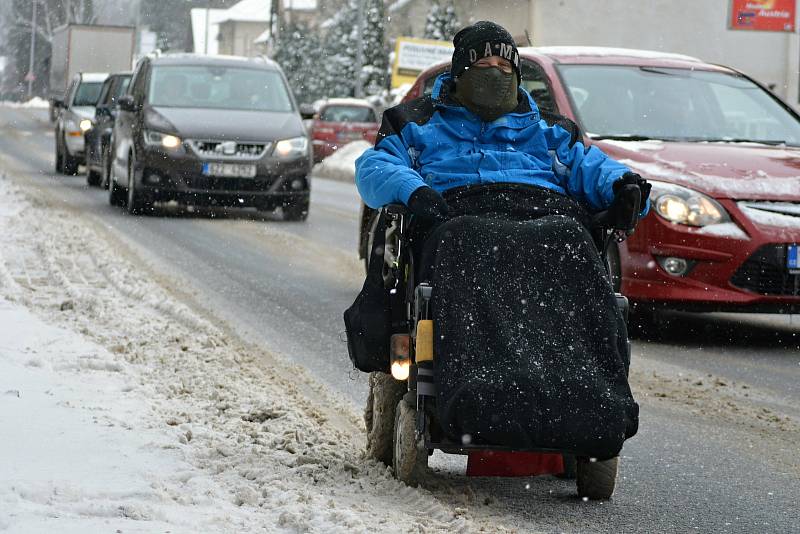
[391,37,454,89]
[730,0,796,32]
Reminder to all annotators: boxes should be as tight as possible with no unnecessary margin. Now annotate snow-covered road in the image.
[0,107,799,533]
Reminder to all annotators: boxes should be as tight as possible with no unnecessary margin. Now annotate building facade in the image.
[218,19,270,57]
[387,0,531,44]
[529,0,798,108]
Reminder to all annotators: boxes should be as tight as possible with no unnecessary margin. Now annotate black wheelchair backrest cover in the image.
[429,213,638,459]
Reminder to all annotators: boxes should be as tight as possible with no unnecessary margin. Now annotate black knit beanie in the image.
[451,21,521,82]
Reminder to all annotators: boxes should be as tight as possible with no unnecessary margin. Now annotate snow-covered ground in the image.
[0,175,476,532]
[0,97,49,109]
[312,141,371,183]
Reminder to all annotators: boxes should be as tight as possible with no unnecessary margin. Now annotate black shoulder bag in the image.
[343,211,392,373]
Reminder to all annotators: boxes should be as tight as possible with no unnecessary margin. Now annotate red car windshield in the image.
[558,65,800,146]
[320,105,376,123]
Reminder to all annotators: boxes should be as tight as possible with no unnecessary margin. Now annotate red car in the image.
[359,46,800,314]
[310,98,379,163]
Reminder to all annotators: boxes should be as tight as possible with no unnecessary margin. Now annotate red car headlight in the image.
[650,180,730,227]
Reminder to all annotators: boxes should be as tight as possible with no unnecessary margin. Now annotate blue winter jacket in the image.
[356,73,639,213]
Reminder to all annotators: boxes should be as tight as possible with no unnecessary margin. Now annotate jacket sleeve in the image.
[355,111,428,209]
[542,123,632,212]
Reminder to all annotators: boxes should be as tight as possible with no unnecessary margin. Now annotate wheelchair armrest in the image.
[384,203,410,216]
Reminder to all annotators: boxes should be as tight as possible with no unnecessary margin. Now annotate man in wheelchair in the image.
[349,21,651,500]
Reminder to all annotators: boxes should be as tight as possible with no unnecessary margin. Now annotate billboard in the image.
[730,0,796,32]
[391,37,453,89]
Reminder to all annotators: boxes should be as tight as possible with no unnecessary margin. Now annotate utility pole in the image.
[135,0,142,57]
[27,0,38,98]
[270,0,279,43]
[204,0,211,54]
[353,0,366,98]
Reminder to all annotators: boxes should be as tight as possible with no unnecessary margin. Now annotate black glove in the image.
[605,172,650,232]
[613,172,651,208]
[407,186,449,222]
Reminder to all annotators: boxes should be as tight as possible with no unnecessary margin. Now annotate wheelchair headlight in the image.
[390,334,411,381]
[273,136,308,158]
[650,180,729,227]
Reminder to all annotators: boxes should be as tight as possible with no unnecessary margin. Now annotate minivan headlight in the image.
[79,119,93,132]
[144,130,182,150]
[273,136,308,158]
[650,180,729,227]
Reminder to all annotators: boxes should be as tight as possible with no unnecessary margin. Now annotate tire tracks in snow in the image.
[0,172,495,532]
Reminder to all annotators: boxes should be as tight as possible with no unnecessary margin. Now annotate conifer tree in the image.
[360,0,388,94]
[320,0,358,97]
[273,22,326,105]
[316,0,387,98]
[423,0,460,42]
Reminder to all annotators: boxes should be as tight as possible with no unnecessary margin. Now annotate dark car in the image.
[84,72,131,187]
[360,47,800,316]
[109,54,311,220]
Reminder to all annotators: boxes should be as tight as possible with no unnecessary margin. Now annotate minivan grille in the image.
[730,245,800,296]
[188,140,270,159]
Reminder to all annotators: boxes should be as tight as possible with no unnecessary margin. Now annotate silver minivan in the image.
[54,72,107,175]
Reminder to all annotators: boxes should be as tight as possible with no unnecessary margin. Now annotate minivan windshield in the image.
[148,65,293,112]
[558,65,800,146]
[73,81,103,107]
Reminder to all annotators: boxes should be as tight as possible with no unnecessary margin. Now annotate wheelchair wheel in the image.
[364,371,407,466]
[365,211,400,287]
[392,396,428,487]
[576,456,618,500]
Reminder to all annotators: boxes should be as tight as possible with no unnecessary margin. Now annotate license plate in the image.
[788,244,799,273]
[202,162,256,178]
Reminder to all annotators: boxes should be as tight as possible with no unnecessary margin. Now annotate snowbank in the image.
[0,299,198,533]
[312,140,372,183]
[0,175,474,532]
[0,97,49,109]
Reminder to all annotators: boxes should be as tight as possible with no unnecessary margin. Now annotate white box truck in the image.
[49,24,135,121]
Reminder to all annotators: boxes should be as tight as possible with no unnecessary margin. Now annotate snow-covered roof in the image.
[254,28,271,44]
[524,46,701,63]
[81,72,109,82]
[389,0,414,13]
[282,0,317,10]
[218,0,271,23]
[190,8,227,55]
[218,0,315,24]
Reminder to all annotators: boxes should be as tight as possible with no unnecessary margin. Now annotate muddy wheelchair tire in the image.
[392,396,428,487]
[364,372,407,466]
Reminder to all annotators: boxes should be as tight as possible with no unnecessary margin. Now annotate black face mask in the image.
[454,67,519,122]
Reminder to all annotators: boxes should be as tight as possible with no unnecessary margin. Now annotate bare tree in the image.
[16,0,96,45]
[2,0,95,98]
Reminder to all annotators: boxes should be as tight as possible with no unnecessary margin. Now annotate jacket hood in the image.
[597,139,800,201]
[147,106,304,142]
